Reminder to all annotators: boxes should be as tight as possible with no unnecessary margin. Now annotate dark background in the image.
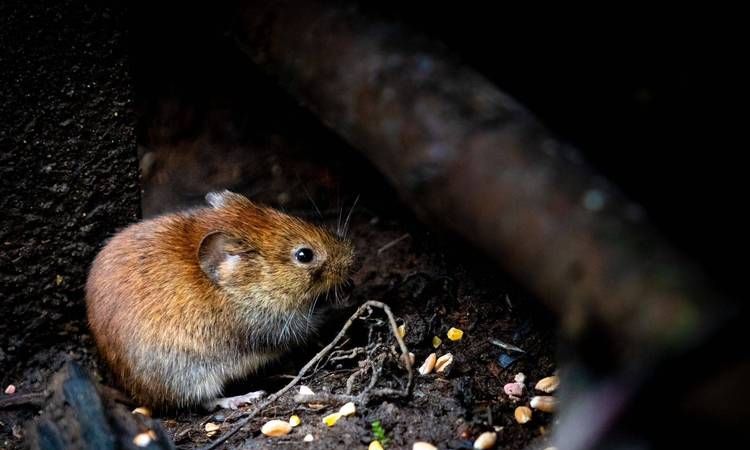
[131,1,744,299]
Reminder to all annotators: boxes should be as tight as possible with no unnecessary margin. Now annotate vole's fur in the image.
[85,191,355,408]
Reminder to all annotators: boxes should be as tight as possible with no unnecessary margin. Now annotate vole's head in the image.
[197,191,356,315]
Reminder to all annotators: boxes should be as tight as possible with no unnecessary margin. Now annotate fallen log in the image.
[27,361,174,450]
[234,1,734,447]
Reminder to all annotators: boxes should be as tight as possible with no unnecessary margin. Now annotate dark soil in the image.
[0,0,139,448]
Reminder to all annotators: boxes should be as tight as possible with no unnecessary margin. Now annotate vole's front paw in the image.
[207,390,267,410]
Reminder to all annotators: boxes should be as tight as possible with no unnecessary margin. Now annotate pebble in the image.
[4,384,16,395]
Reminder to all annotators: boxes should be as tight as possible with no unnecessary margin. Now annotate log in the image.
[234,1,734,447]
[27,361,174,450]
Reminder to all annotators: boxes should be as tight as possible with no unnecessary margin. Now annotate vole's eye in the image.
[294,248,315,264]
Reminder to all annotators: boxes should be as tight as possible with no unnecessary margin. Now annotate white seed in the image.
[339,401,356,416]
[131,407,152,417]
[514,406,532,424]
[303,433,315,442]
[535,375,559,393]
[413,442,438,450]
[204,423,220,433]
[530,395,557,413]
[299,385,315,396]
[514,372,526,384]
[401,352,416,367]
[4,384,16,395]
[435,353,453,373]
[473,431,497,449]
[133,432,152,447]
[418,353,437,375]
[261,419,292,437]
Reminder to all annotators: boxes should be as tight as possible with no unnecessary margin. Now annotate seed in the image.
[4,385,15,395]
[369,441,385,450]
[530,395,557,413]
[132,407,152,417]
[261,419,292,437]
[435,353,453,373]
[514,406,532,424]
[418,353,437,375]
[413,442,438,450]
[299,385,315,396]
[514,372,526,384]
[447,327,464,341]
[204,422,220,437]
[339,401,356,416]
[432,336,442,348]
[133,432,152,447]
[289,415,301,427]
[504,382,524,400]
[535,375,559,393]
[400,352,416,367]
[322,412,342,426]
[397,324,406,338]
[303,434,314,442]
[473,431,497,449]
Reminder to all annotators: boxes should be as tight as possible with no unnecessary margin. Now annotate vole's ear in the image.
[205,190,254,209]
[198,231,254,283]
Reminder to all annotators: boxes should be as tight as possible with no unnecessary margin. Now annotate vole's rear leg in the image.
[204,390,267,410]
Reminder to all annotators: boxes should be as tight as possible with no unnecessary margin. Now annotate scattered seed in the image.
[397,324,406,338]
[289,415,301,427]
[322,412,342,427]
[205,422,220,437]
[133,432,152,447]
[435,353,453,373]
[339,401,356,416]
[504,382,524,400]
[55,274,64,286]
[530,396,557,413]
[413,442,438,450]
[418,353,437,375]
[401,352,416,367]
[299,385,315,396]
[432,336,442,348]
[473,431,497,449]
[4,384,16,395]
[447,327,464,341]
[514,372,526,384]
[369,440,385,450]
[535,375,559,393]
[131,406,151,417]
[514,406,532,424]
[261,419,292,437]
[303,434,315,442]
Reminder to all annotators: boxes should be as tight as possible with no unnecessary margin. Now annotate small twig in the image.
[198,300,412,450]
[376,233,410,255]
[0,392,46,409]
[489,338,526,353]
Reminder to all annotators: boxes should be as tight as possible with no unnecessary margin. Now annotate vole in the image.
[85,190,355,409]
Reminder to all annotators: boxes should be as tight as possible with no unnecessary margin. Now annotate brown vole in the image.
[85,190,355,409]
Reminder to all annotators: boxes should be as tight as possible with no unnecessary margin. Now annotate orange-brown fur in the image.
[85,191,354,408]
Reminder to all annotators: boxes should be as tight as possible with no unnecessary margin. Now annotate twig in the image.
[0,392,46,409]
[376,233,410,255]
[198,300,412,450]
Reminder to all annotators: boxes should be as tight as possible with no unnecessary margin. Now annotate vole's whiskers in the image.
[342,194,359,238]
[300,181,323,219]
